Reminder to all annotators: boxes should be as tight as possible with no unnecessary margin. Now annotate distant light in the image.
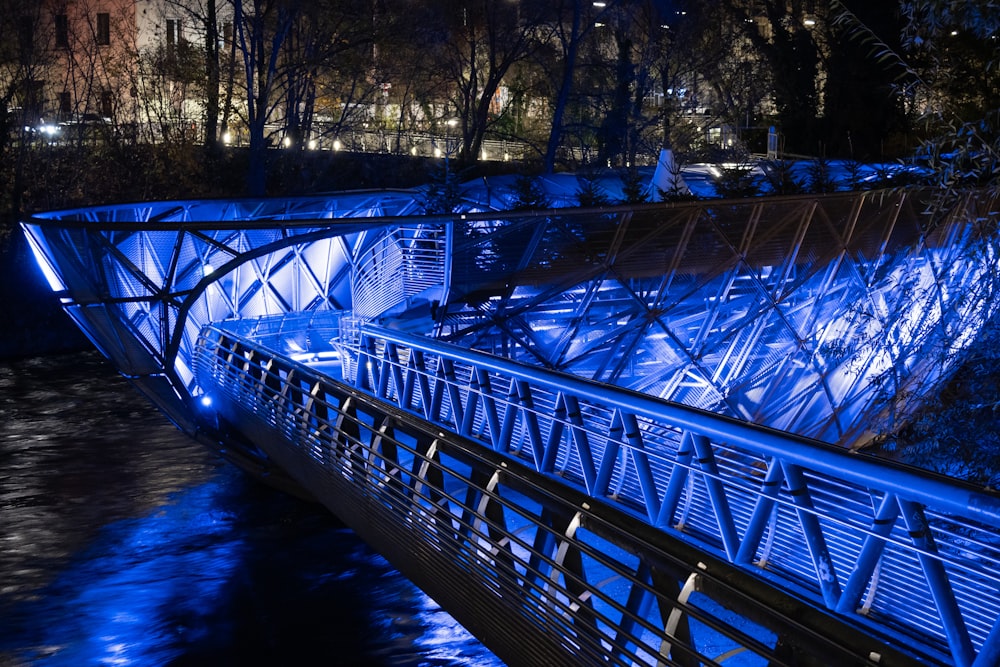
[434,147,442,158]
[481,149,488,160]
[411,146,417,156]
[282,136,291,148]
[333,139,342,151]
[950,30,959,36]
[804,18,816,26]
[222,131,232,144]
[593,1,606,6]
[447,118,458,127]
[595,22,605,27]
[200,395,212,407]
[504,152,510,161]
[307,139,317,150]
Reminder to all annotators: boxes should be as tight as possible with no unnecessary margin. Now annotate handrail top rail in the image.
[19,187,944,231]
[350,322,1000,526]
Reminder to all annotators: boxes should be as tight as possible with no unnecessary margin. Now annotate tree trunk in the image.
[204,0,220,149]
[543,3,583,173]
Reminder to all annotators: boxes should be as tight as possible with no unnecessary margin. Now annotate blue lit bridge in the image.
[21,188,1000,666]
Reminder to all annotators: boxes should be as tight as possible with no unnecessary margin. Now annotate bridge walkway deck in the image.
[192,316,1000,667]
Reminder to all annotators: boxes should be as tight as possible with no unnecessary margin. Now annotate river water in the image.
[0,351,503,666]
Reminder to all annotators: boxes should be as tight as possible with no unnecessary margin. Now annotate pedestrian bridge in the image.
[21,187,1000,666]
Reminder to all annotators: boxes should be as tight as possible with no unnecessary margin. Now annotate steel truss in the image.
[420,190,1000,447]
[21,188,1000,666]
[21,190,1000,450]
[195,322,940,667]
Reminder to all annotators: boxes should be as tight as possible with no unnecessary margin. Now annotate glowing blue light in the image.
[0,478,240,665]
[23,230,67,292]
[200,395,212,407]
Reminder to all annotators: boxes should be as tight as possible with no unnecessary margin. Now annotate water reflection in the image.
[0,352,502,666]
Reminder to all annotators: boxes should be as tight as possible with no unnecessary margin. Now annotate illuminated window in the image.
[96,12,110,45]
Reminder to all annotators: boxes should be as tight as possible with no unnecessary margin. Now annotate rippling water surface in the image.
[0,352,503,666]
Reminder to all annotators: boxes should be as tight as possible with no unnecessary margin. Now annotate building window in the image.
[167,19,182,47]
[55,14,69,48]
[18,16,33,63]
[59,91,72,116]
[21,79,44,120]
[100,90,113,118]
[96,13,110,45]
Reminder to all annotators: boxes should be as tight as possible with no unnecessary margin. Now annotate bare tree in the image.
[421,0,549,164]
[231,0,300,194]
[538,0,618,172]
[279,0,374,150]
[159,0,224,147]
[721,0,822,154]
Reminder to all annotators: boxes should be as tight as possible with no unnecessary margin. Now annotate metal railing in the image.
[194,321,936,667]
[352,223,450,319]
[332,322,1000,667]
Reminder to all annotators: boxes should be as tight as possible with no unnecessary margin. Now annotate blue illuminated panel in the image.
[20,189,1000,450]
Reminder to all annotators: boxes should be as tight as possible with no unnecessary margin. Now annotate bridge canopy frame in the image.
[19,186,1000,667]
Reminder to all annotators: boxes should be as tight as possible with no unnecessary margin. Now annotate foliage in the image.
[806,156,838,193]
[510,174,550,210]
[760,159,804,195]
[878,310,1000,488]
[712,161,761,198]
[574,171,612,207]
[618,168,649,204]
[841,158,865,190]
[418,160,465,214]
[834,0,1000,189]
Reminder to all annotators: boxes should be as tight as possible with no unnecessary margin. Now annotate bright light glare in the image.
[333,139,342,151]
[200,395,212,407]
[24,230,67,291]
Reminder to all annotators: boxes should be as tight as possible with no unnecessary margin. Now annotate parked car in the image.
[59,113,113,143]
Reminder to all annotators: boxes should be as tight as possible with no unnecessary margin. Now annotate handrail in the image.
[335,322,1000,667]
[351,223,448,319]
[192,323,934,666]
[355,324,1000,525]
